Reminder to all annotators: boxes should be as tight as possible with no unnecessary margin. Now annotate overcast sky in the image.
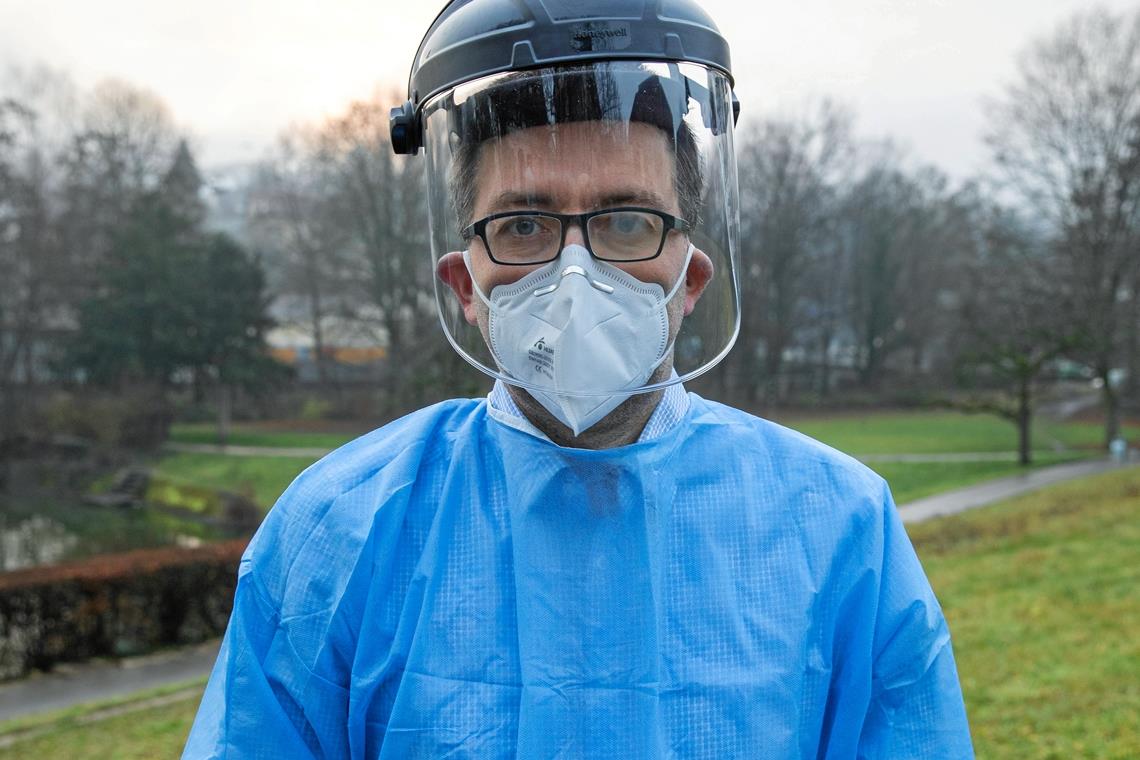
[2,1,1136,179]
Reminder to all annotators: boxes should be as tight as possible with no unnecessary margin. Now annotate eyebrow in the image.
[483,191,555,211]
[595,190,672,211]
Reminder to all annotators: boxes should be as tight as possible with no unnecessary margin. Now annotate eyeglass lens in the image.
[484,211,666,264]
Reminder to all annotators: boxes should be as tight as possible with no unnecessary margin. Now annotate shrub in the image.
[40,389,173,450]
[0,539,246,680]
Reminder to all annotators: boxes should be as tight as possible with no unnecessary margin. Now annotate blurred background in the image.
[0,1,1138,757]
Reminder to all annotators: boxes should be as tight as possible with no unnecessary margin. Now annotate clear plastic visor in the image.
[422,61,740,397]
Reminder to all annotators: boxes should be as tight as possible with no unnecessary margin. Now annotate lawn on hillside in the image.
[150,452,317,510]
[776,410,1137,455]
[172,410,1138,456]
[909,467,1140,758]
[159,409,1117,510]
[150,445,1082,512]
[168,423,355,450]
[6,467,1137,758]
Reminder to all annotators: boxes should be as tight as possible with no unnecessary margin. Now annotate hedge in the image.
[0,539,247,681]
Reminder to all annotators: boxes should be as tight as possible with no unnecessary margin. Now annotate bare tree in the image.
[732,101,854,406]
[309,95,474,415]
[892,177,977,384]
[253,94,476,417]
[0,97,41,447]
[841,146,964,390]
[0,68,80,455]
[249,131,356,389]
[986,6,1140,446]
[951,203,1080,465]
[0,72,192,465]
[81,79,178,193]
[54,78,180,316]
[1126,262,1140,405]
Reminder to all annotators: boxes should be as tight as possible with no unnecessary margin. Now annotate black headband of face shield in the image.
[446,64,728,151]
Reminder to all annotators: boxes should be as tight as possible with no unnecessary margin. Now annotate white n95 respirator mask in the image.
[464,244,693,436]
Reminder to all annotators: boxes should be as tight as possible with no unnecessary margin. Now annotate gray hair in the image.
[447,65,705,232]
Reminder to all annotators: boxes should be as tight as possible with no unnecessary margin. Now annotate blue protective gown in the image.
[184,395,974,759]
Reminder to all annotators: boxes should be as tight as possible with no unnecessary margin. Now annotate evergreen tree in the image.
[161,138,206,225]
[67,143,285,444]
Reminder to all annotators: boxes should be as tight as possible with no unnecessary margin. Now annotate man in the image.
[184,2,974,758]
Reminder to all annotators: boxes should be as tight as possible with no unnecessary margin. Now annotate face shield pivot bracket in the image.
[390,100,421,155]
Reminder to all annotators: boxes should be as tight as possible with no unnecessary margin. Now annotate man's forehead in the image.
[481,187,675,214]
[472,121,678,213]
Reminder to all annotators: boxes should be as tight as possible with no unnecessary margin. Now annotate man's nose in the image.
[563,220,587,249]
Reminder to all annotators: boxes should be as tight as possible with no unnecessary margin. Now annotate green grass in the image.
[772,408,1110,503]
[148,454,1060,519]
[157,411,1122,513]
[150,452,317,510]
[167,410,1137,458]
[3,468,1138,756]
[168,423,355,450]
[910,468,1140,758]
[1040,418,1139,450]
[776,410,1137,455]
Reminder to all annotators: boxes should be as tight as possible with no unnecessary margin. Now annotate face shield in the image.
[422,61,740,402]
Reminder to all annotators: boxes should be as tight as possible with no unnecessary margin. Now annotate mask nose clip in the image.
[589,279,616,294]
[532,263,615,297]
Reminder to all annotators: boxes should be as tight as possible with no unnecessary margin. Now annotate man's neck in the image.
[505,384,665,449]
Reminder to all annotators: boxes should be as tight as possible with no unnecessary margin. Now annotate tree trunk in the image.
[1017,374,1032,466]
[216,383,232,447]
[737,337,762,406]
[1102,374,1121,449]
[0,384,16,493]
[818,329,832,398]
[19,334,35,388]
[763,333,785,408]
[1126,280,1139,401]
[309,281,329,389]
[703,356,730,404]
[191,367,205,403]
[860,343,881,390]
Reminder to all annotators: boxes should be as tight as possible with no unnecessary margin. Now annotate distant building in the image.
[265,320,389,385]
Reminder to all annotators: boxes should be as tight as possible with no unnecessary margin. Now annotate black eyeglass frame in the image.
[460,206,692,265]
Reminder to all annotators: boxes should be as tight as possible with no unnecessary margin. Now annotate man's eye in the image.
[508,218,541,236]
[614,217,644,234]
[607,213,652,235]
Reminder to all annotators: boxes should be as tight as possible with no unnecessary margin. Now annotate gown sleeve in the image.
[856,491,975,759]
[181,559,350,759]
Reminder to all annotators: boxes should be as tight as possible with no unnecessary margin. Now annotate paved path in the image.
[860,451,1034,463]
[1,454,1136,725]
[0,640,221,723]
[897,455,1138,523]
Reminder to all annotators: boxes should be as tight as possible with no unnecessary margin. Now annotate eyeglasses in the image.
[461,207,691,265]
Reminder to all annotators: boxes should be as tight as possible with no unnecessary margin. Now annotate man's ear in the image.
[436,252,480,325]
[683,248,714,316]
